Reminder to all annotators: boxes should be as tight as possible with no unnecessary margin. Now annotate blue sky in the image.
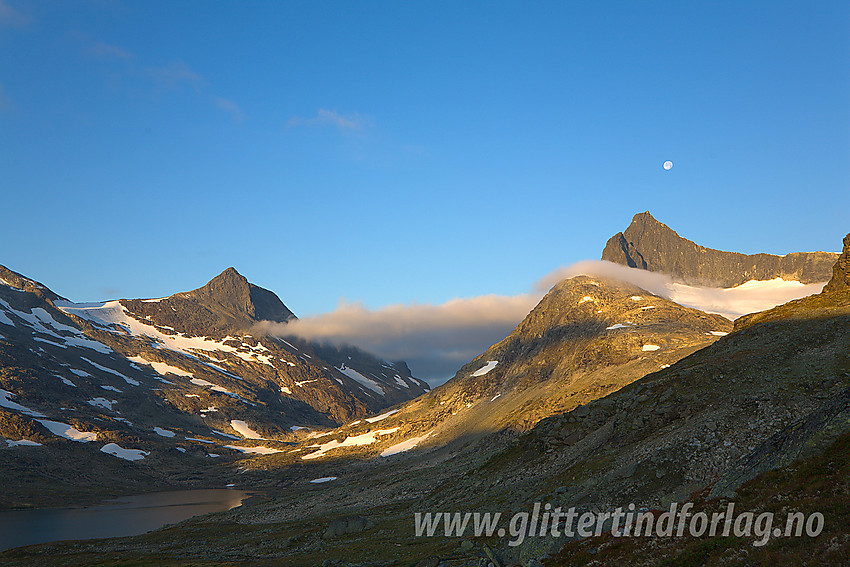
[2,0,848,320]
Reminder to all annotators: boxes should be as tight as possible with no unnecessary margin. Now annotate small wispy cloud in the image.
[214,97,245,123]
[0,0,30,28]
[287,108,371,131]
[146,60,206,91]
[87,41,133,60]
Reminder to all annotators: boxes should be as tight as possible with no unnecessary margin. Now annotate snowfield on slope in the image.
[471,361,498,377]
[230,420,265,439]
[301,428,399,460]
[36,420,97,442]
[100,443,149,461]
[336,364,385,394]
[380,431,434,457]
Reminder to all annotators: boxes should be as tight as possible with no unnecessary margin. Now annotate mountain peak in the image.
[602,213,837,287]
[121,267,295,336]
[632,211,658,223]
[193,267,252,304]
[215,266,244,281]
[187,267,297,327]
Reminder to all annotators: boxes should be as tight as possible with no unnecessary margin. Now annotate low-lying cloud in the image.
[541,261,826,320]
[259,261,826,386]
[258,294,540,387]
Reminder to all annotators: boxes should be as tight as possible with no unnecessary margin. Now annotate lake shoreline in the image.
[0,488,255,553]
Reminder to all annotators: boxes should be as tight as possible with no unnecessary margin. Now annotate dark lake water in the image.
[0,489,249,552]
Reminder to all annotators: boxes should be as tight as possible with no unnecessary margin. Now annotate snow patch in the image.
[190,378,234,395]
[471,360,498,377]
[80,357,139,386]
[101,443,148,461]
[153,427,176,437]
[57,375,77,387]
[6,439,42,447]
[0,300,112,353]
[365,410,398,423]
[129,355,193,378]
[394,375,409,388]
[0,389,45,417]
[224,445,283,455]
[642,344,661,351]
[310,477,337,483]
[380,431,434,457]
[87,398,117,411]
[230,420,265,440]
[302,428,399,460]
[36,420,97,442]
[337,364,385,394]
[56,301,249,363]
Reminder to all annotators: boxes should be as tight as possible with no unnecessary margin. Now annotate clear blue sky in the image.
[2,1,848,316]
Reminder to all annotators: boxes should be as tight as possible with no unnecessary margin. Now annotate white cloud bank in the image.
[262,261,826,386]
[540,261,826,320]
[262,293,538,387]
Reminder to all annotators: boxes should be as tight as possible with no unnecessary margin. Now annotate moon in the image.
[663,160,673,170]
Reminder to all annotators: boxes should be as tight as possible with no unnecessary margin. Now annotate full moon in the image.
[663,160,673,170]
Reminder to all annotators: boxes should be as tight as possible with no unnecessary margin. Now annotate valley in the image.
[2,214,848,565]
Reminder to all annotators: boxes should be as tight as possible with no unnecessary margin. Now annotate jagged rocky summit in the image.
[602,212,837,287]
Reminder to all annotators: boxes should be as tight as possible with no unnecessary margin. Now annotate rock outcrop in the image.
[823,233,850,293]
[602,212,837,287]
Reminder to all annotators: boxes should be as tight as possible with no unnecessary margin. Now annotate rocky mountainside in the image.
[121,267,295,336]
[391,275,732,437]
[823,233,850,293]
[602,212,837,287]
[0,265,427,508]
[237,275,732,474]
